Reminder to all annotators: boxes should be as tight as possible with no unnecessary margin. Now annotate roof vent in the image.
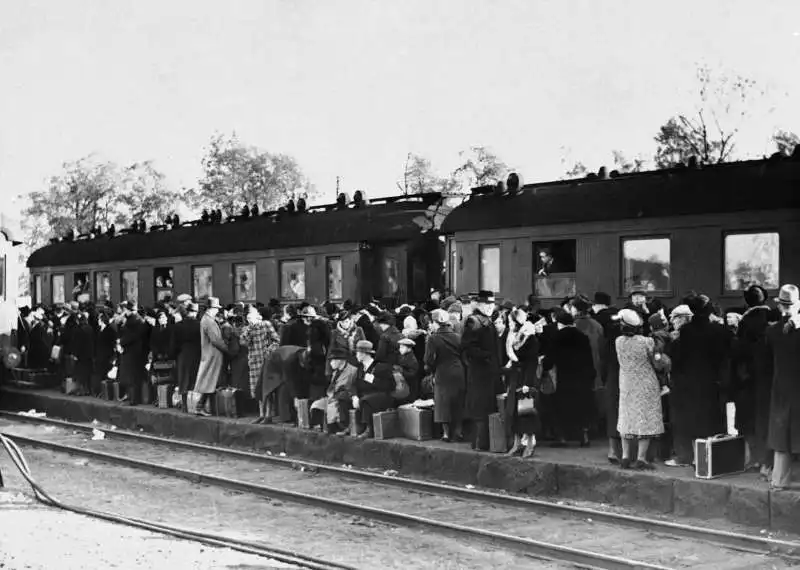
[493,180,505,196]
[586,172,598,180]
[506,172,522,195]
[610,169,620,178]
[240,204,251,218]
[251,204,260,216]
[598,166,608,179]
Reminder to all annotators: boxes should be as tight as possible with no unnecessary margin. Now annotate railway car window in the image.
[622,237,671,294]
[73,272,90,302]
[234,263,256,302]
[280,260,306,300]
[34,275,42,305]
[479,245,500,294]
[51,274,65,304]
[382,257,400,298]
[121,270,138,304]
[724,232,780,291]
[533,241,576,298]
[326,258,342,300]
[192,266,213,301]
[95,272,111,303]
[154,267,174,302]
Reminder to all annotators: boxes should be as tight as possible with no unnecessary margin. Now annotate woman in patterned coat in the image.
[240,304,280,420]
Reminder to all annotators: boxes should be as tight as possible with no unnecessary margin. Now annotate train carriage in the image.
[27,193,445,309]
[442,157,800,308]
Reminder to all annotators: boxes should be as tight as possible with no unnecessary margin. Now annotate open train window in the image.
[95,272,111,304]
[621,237,671,295]
[33,275,42,305]
[73,272,90,302]
[723,231,779,292]
[154,267,174,302]
[52,274,65,304]
[280,260,305,300]
[192,266,213,301]
[326,258,342,301]
[479,245,500,295]
[121,270,138,305]
[234,263,256,302]
[533,240,576,298]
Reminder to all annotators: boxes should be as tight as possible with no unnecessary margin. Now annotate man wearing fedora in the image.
[765,284,800,490]
[170,302,202,412]
[117,302,150,406]
[375,311,402,366]
[461,290,501,451]
[351,340,395,439]
[193,297,229,416]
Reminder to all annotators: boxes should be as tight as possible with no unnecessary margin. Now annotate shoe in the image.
[251,417,265,425]
[620,458,632,469]
[522,444,536,459]
[664,459,690,468]
[633,460,656,471]
[607,456,620,465]
[506,443,522,457]
[441,435,451,443]
[196,409,211,417]
[355,429,371,440]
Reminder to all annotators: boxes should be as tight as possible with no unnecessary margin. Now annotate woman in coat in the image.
[228,313,250,396]
[193,298,228,416]
[543,312,596,447]
[241,305,280,421]
[424,309,466,441]
[170,304,202,410]
[504,308,540,458]
[327,310,365,369]
[669,295,729,466]
[118,308,150,406]
[93,311,117,396]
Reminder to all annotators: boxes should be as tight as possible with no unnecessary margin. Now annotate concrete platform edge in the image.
[2,387,796,532]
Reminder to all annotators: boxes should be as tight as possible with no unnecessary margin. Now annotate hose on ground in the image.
[0,433,354,570]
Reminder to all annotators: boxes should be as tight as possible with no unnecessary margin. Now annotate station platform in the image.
[2,386,798,534]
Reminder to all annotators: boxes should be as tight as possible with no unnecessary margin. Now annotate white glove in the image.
[351,395,360,409]
[364,373,374,384]
[521,386,531,395]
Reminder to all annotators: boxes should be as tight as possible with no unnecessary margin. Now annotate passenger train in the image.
[25,154,800,310]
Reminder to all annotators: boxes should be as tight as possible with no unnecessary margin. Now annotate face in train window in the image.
[724,232,779,291]
[533,241,576,298]
[622,237,671,294]
[95,272,111,303]
[234,264,256,302]
[121,270,138,304]
[192,266,213,300]
[383,257,400,297]
[280,260,305,300]
[326,258,342,300]
[73,272,90,301]
[154,267,174,301]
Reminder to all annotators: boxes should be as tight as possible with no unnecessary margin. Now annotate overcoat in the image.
[93,324,117,379]
[259,345,307,402]
[424,324,466,423]
[543,326,596,435]
[376,325,402,366]
[194,313,227,394]
[670,318,729,443]
[118,315,149,388]
[504,323,540,439]
[766,319,800,453]
[733,306,773,440]
[575,315,605,390]
[228,327,250,394]
[461,312,501,421]
[170,317,201,393]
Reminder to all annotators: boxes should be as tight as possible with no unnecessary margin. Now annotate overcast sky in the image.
[1,0,799,220]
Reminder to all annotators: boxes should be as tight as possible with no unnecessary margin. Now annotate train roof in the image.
[441,158,800,234]
[28,193,442,268]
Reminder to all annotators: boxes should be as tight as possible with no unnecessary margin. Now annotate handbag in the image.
[420,374,435,396]
[517,394,537,416]
[648,347,672,388]
[107,366,118,380]
[50,345,62,362]
[390,365,410,400]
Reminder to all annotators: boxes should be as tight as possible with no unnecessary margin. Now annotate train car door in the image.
[375,245,406,309]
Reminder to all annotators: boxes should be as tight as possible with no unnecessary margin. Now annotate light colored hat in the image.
[398,338,416,347]
[403,315,418,331]
[299,306,318,318]
[775,284,800,306]
[670,305,693,318]
[431,309,449,325]
[206,297,222,309]
[177,294,192,304]
[618,308,643,328]
[355,340,375,354]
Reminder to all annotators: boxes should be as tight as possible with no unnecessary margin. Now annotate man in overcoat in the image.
[170,303,201,411]
[193,297,228,416]
[461,290,501,450]
[766,284,800,490]
[118,303,150,406]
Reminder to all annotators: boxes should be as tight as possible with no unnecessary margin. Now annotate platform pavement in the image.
[1,386,798,533]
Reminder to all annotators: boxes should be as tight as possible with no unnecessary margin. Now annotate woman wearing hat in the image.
[615,309,664,470]
[765,284,800,489]
[240,305,280,421]
[668,295,728,467]
[327,310,365,370]
[169,302,202,412]
[504,307,540,458]
[425,309,466,442]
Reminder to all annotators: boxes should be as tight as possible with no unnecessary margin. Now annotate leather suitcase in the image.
[64,377,80,396]
[157,384,174,409]
[215,388,244,418]
[372,409,400,440]
[489,412,507,453]
[295,398,311,429]
[112,381,122,402]
[398,406,433,441]
[349,409,359,436]
[695,434,746,479]
[101,379,115,401]
[496,394,507,415]
[186,391,203,414]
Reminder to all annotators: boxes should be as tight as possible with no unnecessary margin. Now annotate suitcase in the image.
[695,434,746,479]
[101,379,115,401]
[215,388,244,418]
[64,377,80,396]
[372,409,400,440]
[112,381,122,401]
[489,412,507,453]
[349,409,359,436]
[295,398,311,429]
[157,384,174,409]
[187,391,205,415]
[496,394,507,415]
[398,406,433,441]
[151,361,175,384]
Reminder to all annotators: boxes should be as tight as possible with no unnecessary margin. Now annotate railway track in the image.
[1,411,798,570]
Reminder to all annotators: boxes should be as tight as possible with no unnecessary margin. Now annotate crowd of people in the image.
[7,281,800,490]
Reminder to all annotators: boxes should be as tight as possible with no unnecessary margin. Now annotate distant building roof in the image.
[441,159,800,234]
[28,194,441,268]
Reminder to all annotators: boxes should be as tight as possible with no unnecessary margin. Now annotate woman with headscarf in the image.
[504,307,540,458]
[615,309,664,470]
[327,310,365,369]
[424,309,465,442]
[241,305,280,422]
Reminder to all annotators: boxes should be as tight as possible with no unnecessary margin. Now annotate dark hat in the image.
[593,292,612,306]
[743,285,768,308]
[145,309,157,319]
[556,312,575,326]
[648,312,668,331]
[336,309,352,321]
[119,301,134,311]
[187,302,200,313]
[628,286,648,298]
[476,290,495,303]
[573,295,592,313]
[328,347,350,361]
[688,294,712,316]
[366,305,382,317]
[441,296,457,311]
[500,300,515,311]
[376,311,394,325]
